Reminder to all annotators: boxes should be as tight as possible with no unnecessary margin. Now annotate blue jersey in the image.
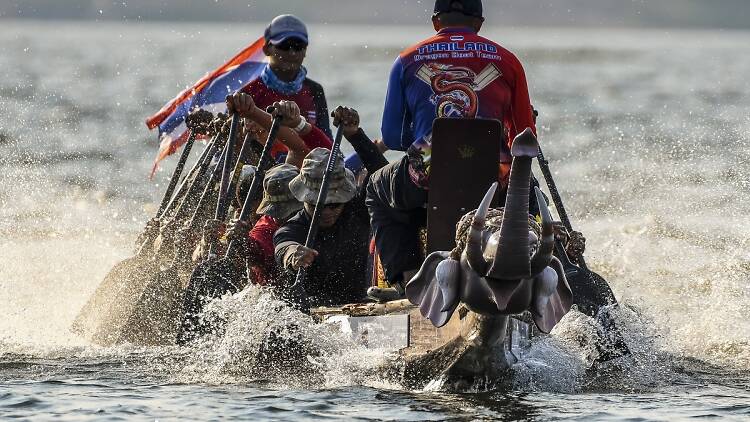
[380,27,536,186]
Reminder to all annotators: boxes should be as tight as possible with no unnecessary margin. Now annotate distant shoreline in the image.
[1,0,749,30]
[2,17,750,32]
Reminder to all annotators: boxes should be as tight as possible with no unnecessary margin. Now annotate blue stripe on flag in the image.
[159,61,266,136]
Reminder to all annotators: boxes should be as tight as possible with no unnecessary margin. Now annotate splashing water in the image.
[172,287,400,390]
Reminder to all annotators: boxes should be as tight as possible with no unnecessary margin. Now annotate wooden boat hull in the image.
[312,299,534,389]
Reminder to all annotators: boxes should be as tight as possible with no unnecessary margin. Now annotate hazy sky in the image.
[1,0,749,29]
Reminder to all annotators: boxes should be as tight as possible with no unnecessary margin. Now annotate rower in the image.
[273,147,369,307]
[366,0,539,290]
[273,107,388,308]
[196,98,331,284]
[225,163,303,286]
[240,14,333,143]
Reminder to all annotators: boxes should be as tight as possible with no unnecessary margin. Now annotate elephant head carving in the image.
[406,129,573,333]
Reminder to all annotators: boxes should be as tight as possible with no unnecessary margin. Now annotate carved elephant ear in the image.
[530,257,574,333]
[405,251,461,327]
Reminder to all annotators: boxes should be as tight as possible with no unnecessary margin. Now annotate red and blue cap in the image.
[264,14,309,45]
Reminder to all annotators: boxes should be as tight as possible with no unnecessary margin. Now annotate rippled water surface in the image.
[1,20,750,420]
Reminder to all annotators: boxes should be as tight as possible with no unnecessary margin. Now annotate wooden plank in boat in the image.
[310,299,416,320]
[427,118,503,253]
[312,300,470,353]
[314,299,534,376]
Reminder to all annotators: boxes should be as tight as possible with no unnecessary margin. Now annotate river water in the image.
[1,20,749,420]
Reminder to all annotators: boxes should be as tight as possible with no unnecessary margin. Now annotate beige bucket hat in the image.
[256,163,303,220]
[289,147,356,204]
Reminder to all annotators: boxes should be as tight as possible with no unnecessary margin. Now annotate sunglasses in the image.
[274,39,308,52]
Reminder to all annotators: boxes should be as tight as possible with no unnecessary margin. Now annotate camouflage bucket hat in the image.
[257,163,303,220]
[289,147,356,204]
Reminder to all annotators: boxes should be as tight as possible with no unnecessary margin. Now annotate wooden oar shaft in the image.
[536,147,572,231]
[215,114,241,221]
[537,145,589,270]
[235,116,282,223]
[206,116,239,258]
[156,130,196,217]
[162,133,218,221]
[134,132,204,256]
[187,134,232,232]
[224,115,283,258]
[171,136,221,224]
[293,125,345,295]
[222,133,255,217]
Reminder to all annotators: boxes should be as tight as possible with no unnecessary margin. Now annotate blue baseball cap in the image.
[264,15,309,45]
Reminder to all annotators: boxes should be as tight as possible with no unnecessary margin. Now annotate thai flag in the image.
[145,36,268,176]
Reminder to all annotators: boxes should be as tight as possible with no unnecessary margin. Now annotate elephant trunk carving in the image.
[488,128,537,280]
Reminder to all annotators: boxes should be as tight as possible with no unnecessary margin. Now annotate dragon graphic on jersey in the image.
[417,63,502,118]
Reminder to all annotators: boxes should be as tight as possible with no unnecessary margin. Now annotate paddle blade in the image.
[117,266,186,346]
[72,254,159,345]
[563,260,617,317]
[177,258,245,345]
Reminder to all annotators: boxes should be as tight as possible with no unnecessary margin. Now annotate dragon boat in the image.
[75,118,621,388]
[312,300,537,389]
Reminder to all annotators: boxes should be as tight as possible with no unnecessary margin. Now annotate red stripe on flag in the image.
[149,130,191,179]
[145,37,265,130]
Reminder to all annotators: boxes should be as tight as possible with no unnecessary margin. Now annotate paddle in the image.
[72,129,200,343]
[157,131,197,216]
[167,132,256,270]
[160,127,247,269]
[205,114,241,256]
[151,128,236,268]
[535,140,630,360]
[159,132,220,229]
[224,115,284,259]
[177,112,284,345]
[136,129,198,254]
[162,115,243,232]
[151,135,222,259]
[183,134,234,237]
[285,124,345,312]
[536,145,618,316]
[116,123,247,345]
[168,131,257,256]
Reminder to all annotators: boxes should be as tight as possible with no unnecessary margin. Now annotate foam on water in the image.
[169,287,400,390]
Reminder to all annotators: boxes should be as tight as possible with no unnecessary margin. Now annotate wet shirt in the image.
[273,193,370,307]
[381,27,536,187]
